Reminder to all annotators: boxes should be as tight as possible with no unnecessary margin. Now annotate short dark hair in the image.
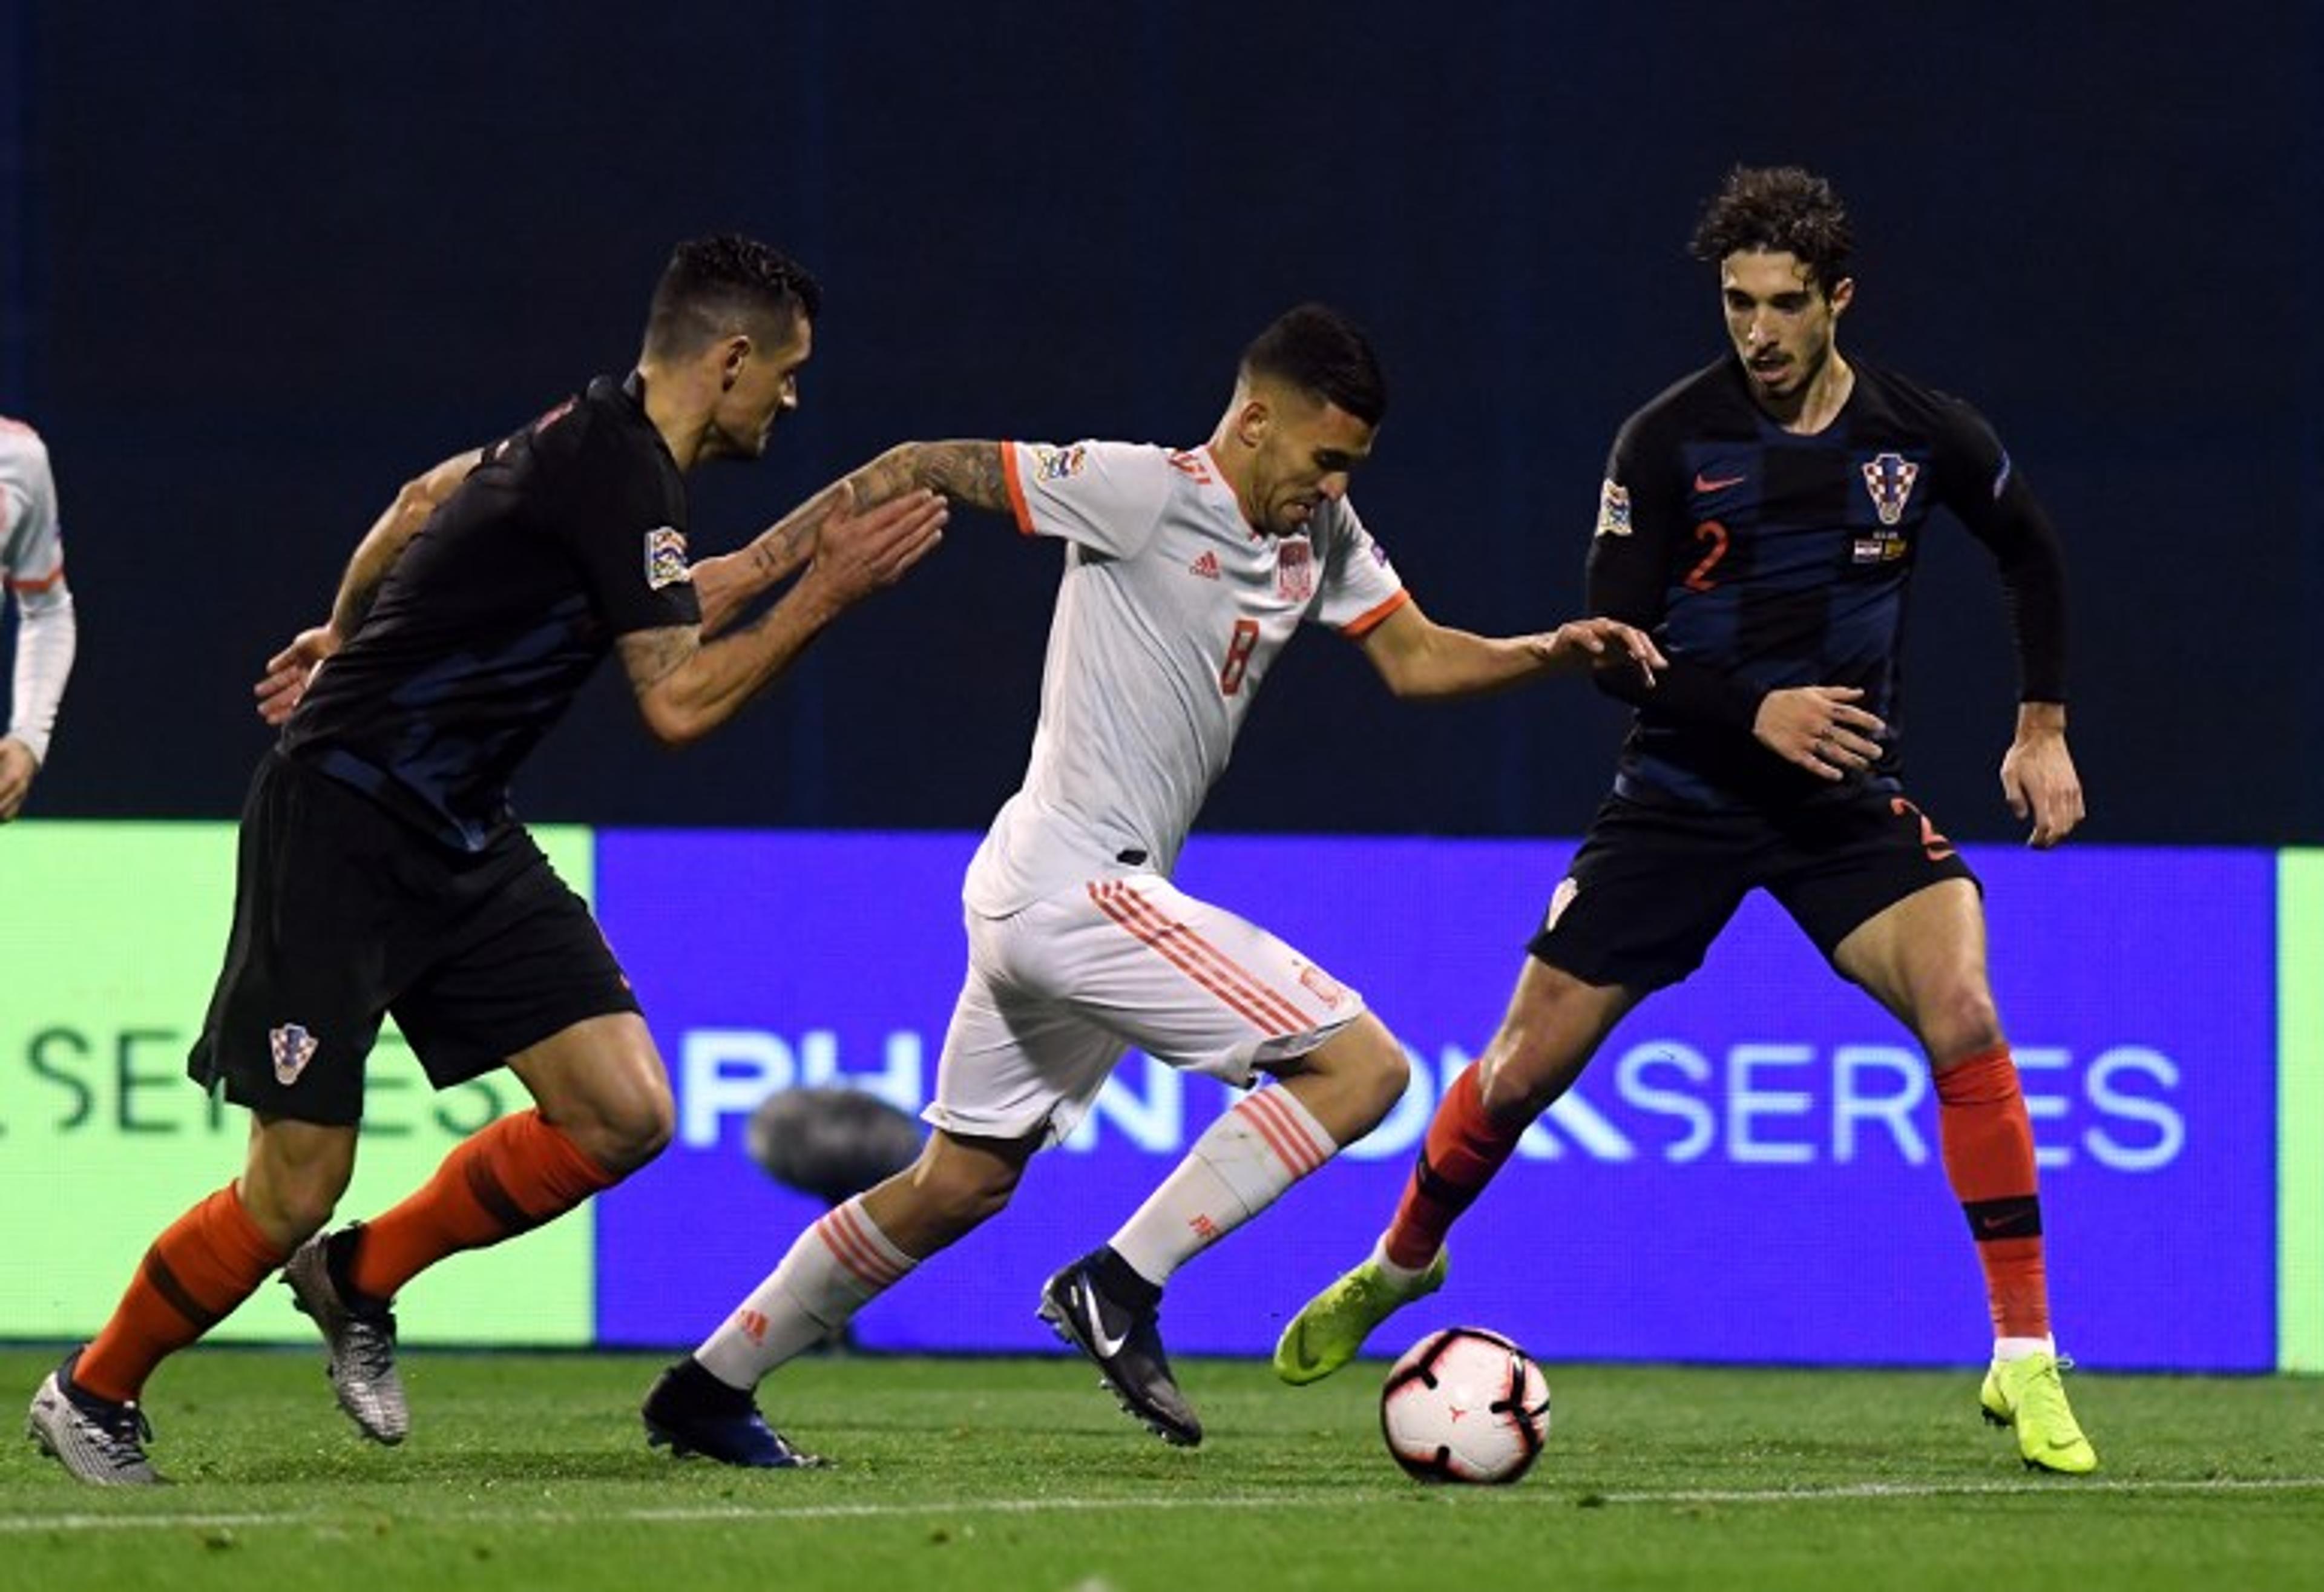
[642,234,823,361]
[1240,303,1388,426]
[1689,166,1855,295]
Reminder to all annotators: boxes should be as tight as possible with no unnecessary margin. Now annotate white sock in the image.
[1110,1085,1338,1286]
[1367,1235,1433,1290]
[1992,1335,2056,1363]
[695,1196,916,1389]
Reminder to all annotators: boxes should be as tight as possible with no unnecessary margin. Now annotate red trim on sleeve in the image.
[4,563,65,594]
[998,441,1036,536]
[1339,589,1411,639]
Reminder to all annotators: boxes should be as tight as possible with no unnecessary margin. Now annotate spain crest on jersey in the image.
[644,525,691,590]
[1860,452,1921,527]
[1276,538,1315,602]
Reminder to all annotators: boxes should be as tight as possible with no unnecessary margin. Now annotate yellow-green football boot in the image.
[1273,1249,1448,1385]
[1980,1350,2098,1474]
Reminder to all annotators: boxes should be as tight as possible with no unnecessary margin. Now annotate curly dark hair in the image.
[1240,303,1388,426]
[642,234,822,360]
[1689,166,1854,295]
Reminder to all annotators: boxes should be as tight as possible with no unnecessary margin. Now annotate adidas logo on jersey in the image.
[1189,551,1221,581]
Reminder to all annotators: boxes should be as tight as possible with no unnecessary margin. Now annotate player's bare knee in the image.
[1475,1061,1545,1123]
[953,1170,1020,1226]
[241,1120,356,1245]
[1336,1013,1410,1082]
[238,1167,344,1248]
[543,1089,674,1176]
[913,1147,1022,1225]
[1917,985,2005,1065]
[1477,1033,1584,1123]
[591,1097,675,1174]
[1370,1045,1411,1115]
[261,1189,337,1246]
[1290,1016,1408,1127]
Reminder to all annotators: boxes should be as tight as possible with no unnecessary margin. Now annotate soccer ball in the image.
[1379,1326,1553,1484]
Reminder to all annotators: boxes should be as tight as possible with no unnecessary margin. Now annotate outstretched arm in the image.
[689,442,1010,642]
[845,441,1013,515]
[254,447,484,724]
[616,487,947,745]
[689,478,842,639]
[1358,599,1664,700]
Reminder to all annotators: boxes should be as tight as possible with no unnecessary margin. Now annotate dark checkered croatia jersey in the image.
[1584,355,2068,811]
[283,373,701,849]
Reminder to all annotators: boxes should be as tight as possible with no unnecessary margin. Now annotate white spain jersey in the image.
[965,439,1408,915]
[0,418,64,596]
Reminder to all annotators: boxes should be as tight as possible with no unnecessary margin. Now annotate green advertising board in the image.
[0,821,594,1346]
[2284,849,2323,1373]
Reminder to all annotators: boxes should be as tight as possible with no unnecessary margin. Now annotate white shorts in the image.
[925,872,1368,1145]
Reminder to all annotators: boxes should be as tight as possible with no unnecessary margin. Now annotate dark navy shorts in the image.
[1526,784,1980,992]
[187,751,639,1125]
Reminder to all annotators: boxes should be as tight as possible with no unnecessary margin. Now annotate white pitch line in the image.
[1592,1476,2324,1505]
[5,1474,2322,1534]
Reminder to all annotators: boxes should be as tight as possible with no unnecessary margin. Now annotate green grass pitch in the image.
[5,1348,2321,1591]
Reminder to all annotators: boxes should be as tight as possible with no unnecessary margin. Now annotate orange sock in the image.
[1935,1045,2052,1341]
[77,1186,288,1404]
[1384,1064,1526,1271]
[347,1110,617,1302]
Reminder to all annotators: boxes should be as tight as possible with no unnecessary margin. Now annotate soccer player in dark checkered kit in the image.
[26,237,947,1484]
[1279,167,2098,1475]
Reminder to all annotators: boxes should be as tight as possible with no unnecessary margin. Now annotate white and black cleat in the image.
[283,1226,410,1445]
[1037,1248,1203,1447]
[27,1349,165,1486]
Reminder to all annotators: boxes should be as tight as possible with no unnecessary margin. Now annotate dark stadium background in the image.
[3,2,2316,845]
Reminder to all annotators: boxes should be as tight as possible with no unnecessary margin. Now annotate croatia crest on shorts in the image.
[269,1023,319,1087]
[644,525,691,590]
[1860,453,1920,527]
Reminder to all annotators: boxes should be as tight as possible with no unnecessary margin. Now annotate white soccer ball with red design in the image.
[1379,1326,1552,1484]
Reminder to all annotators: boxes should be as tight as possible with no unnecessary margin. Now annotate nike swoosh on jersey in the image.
[1693,472,1747,493]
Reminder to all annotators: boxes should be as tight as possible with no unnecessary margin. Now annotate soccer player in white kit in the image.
[0,416,77,823]
[642,306,1663,1463]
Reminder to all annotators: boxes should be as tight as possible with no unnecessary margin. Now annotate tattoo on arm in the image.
[914,441,1010,512]
[853,441,1009,515]
[617,627,698,695]
[749,518,810,578]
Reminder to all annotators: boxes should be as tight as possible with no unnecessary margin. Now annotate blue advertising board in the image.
[594,832,2276,1371]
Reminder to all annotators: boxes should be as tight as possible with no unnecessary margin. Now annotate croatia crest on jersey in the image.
[269,1023,319,1086]
[1276,538,1315,602]
[644,526,690,589]
[1860,453,1920,527]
